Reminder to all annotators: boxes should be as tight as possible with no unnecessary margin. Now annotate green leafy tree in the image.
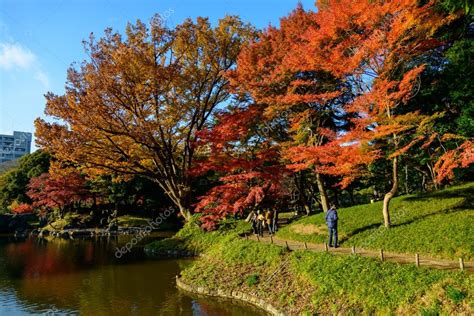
[0,150,51,213]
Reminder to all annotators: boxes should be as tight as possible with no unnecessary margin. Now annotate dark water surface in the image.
[0,234,266,316]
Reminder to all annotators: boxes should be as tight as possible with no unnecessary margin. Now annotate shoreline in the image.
[146,218,473,315]
[0,228,177,240]
[175,275,284,316]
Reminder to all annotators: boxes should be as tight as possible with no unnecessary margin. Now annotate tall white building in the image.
[0,131,32,163]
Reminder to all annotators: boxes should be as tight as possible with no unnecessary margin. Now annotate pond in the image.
[0,234,266,315]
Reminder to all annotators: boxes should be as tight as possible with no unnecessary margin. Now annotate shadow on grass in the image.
[342,184,473,239]
[388,184,473,228]
[341,223,382,241]
[391,207,468,229]
[403,185,473,204]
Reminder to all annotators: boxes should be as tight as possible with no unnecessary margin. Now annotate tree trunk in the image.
[303,204,311,216]
[332,188,339,207]
[153,178,193,222]
[178,206,192,221]
[427,163,439,190]
[404,164,409,195]
[348,189,355,205]
[294,172,312,215]
[382,157,398,228]
[315,173,329,212]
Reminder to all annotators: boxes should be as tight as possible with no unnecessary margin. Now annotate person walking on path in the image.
[325,204,338,248]
[256,210,265,237]
[265,209,275,235]
[272,208,278,232]
[245,210,258,235]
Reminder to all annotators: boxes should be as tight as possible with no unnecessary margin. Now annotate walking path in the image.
[243,230,473,273]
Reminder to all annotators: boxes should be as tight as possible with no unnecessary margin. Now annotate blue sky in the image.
[0,0,316,148]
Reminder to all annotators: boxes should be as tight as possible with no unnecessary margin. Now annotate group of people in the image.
[246,208,278,237]
[245,204,339,248]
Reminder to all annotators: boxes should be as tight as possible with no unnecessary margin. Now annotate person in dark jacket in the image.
[325,204,338,248]
[272,208,279,232]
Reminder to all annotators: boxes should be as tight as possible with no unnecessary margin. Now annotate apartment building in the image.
[0,131,32,163]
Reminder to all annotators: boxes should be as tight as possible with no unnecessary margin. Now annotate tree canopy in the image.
[35,16,256,220]
[31,2,473,229]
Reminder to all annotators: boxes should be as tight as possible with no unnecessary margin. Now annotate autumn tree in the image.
[408,3,474,184]
[27,172,92,218]
[10,201,33,215]
[227,5,378,213]
[293,0,462,227]
[0,150,50,212]
[192,105,289,229]
[35,16,256,221]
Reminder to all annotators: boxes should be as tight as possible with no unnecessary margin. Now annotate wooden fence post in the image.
[415,253,420,267]
[459,258,464,271]
[380,249,384,261]
[285,241,289,250]
[257,235,260,242]
[304,242,308,250]
[351,246,356,254]
[270,235,274,244]
[324,243,328,252]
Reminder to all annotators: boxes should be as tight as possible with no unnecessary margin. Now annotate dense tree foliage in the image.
[30,2,473,229]
[27,172,92,218]
[195,1,473,228]
[0,151,50,213]
[35,16,256,221]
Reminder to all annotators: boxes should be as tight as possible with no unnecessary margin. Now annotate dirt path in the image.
[243,231,473,273]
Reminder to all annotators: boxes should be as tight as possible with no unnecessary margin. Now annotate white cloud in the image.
[0,42,50,88]
[0,43,36,70]
[34,71,50,89]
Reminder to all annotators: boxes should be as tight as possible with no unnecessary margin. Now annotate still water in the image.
[0,234,266,316]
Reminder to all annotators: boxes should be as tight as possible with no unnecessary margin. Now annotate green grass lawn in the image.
[115,215,152,228]
[291,250,472,315]
[277,182,474,260]
[154,216,473,314]
[146,184,474,313]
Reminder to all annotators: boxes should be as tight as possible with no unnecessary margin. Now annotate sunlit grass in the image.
[116,215,151,228]
[277,182,474,260]
[162,213,473,314]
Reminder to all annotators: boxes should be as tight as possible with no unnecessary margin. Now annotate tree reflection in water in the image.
[0,236,265,315]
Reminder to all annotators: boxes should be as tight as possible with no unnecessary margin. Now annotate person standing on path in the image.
[256,210,265,237]
[272,208,278,232]
[325,204,338,248]
[245,210,258,235]
[265,209,275,235]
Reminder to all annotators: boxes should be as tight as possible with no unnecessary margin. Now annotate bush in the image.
[245,273,259,287]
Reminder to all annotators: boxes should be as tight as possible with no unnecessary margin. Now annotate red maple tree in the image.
[10,202,34,214]
[27,172,93,218]
[292,0,459,227]
[192,106,289,230]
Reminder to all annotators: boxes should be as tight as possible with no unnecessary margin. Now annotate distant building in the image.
[0,131,32,163]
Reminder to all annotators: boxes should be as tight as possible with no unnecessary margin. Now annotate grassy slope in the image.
[146,216,473,314]
[277,182,474,260]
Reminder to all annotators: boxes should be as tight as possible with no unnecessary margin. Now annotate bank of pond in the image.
[147,219,472,315]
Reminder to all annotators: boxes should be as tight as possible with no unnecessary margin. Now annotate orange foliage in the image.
[435,141,474,182]
[10,202,34,214]
[35,17,256,220]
